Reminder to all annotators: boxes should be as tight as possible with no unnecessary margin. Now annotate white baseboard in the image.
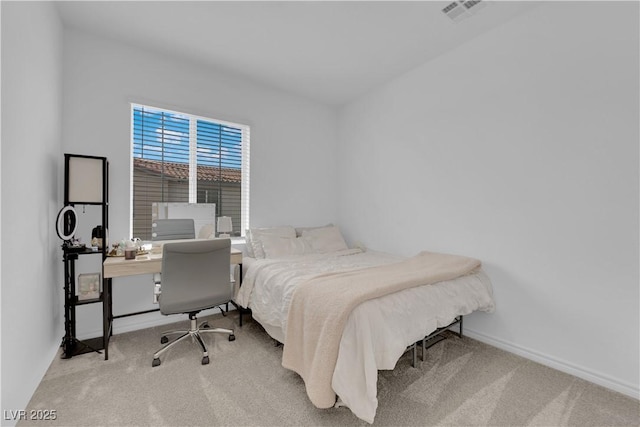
[465,328,639,400]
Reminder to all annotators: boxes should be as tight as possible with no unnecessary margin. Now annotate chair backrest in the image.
[159,239,232,315]
[152,218,196,241]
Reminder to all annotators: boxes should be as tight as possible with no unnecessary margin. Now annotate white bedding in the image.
[235,249,495,423]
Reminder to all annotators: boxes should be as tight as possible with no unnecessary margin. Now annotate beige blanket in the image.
[281,250,481,409]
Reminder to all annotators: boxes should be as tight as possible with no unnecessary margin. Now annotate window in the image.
[131,104,249,240]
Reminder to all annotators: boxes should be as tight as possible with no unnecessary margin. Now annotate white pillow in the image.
[295,223,333,237]
[248,226,296,259]
[301,225,348,253]
[261,235,313,258]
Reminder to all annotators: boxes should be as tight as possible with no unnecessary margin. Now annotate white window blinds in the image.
[131,104,249,240]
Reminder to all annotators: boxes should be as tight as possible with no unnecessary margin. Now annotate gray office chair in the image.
[152,239,235,367]
[151,218,196,241]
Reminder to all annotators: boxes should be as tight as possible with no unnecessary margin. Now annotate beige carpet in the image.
[21,313,639,426]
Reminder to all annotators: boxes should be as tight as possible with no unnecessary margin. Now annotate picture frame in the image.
[78,273,101,301]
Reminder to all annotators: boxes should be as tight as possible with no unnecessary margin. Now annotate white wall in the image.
[337,2,639,397]
[62,28,339,336]
[1,1,64,421]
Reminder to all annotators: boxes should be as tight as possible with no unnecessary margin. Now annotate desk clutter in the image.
[107,239,152,258]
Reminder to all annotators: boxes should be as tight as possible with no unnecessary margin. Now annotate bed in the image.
[235,225,495,423]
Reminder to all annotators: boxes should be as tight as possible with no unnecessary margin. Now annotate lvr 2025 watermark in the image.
[3,409,57,421]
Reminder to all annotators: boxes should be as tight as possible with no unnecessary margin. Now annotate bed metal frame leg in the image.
[419,315,464,362]
[411,343,417,368]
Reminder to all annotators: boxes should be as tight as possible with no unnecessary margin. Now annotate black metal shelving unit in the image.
[60,154,110,360]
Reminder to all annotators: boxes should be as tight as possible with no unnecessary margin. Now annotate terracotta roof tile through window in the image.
[133,158,241,183]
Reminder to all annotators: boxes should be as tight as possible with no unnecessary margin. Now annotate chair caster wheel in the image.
[229,334,236,342]
[202,356,209,365]
[160,336,168,344]
[152,358,161,367]
[202,323,210,329]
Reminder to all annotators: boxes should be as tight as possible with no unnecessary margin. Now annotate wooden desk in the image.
[103,247,242,278]
[101,242,242,360]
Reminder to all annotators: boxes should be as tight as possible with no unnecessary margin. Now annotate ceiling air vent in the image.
[442,0,488,23]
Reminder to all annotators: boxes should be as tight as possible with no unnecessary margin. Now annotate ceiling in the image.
[55,1,537,106]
